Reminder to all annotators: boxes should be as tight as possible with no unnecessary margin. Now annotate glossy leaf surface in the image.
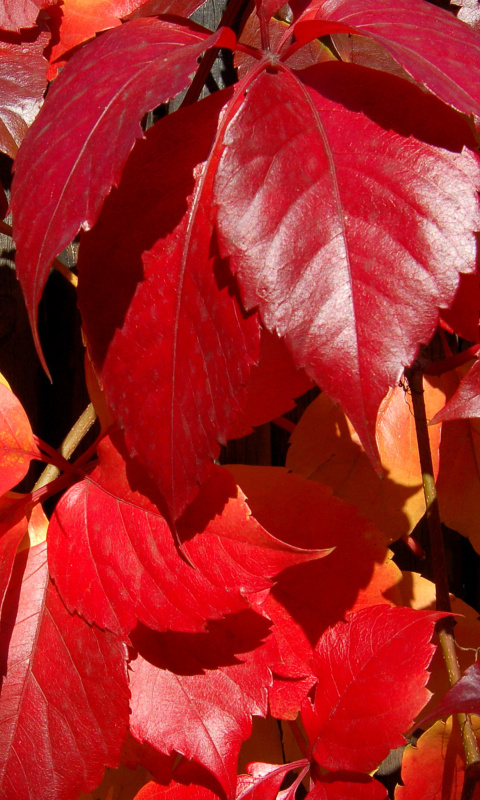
[78,90,259,519]
[0,30,48,158]
[11,16,236,368]
[302,606,444,772]
[0,543,129,800]
[294,0,480,118]
[215,62,480,460]
[0,0,55,32]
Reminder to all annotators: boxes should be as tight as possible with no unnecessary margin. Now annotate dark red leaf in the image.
[127,0,208,18]
[420,661,480,725]
[129,611,274,799]
[432,359,480,422]
[48,437,325,638]
[439,272,480,342]
[224,466,391,719]
[302,606,446,773]
[226,329,313,439]
[11,17,236,371]
[0,29,48,158]
[0,0,55,32]
[78,90,259,519]
[294,0,480,119]
[0,542,129,800]
[214,62,480,460]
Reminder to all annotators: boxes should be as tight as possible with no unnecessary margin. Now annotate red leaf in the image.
[236,761,309,799]
[439,272,480,342]
[214,63,480,460]
[0,0,55,32]
[301,606,445,773]
[306,775,387,799]
[294,0,480,119]
[11,17,236,371]
[45,0,156,77]
[224,466,392,719]
[432,359,480,422]
[0,382,41,495]
[127,0,209,18]
[134,780,220,799]
[129,611,274,799]
[226,329,313,439]
[420,662,480,724]
[0,542,130,800]
[0,29,49,158]
[77,90,260,519]
[48,437,325,638]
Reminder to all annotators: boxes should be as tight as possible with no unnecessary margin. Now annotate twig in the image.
[405,365,480,790]
[33,403,97,492]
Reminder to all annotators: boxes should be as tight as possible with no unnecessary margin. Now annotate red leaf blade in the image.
[302,605,446,773]
[11,17,236,369]
[0,543,130,800]
[214,64,480,459]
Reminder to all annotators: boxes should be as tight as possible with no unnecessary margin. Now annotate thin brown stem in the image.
[33,404,97,491]
[0,219,78,288]
[405,365,480,789]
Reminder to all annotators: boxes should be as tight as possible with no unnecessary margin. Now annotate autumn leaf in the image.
[77,89,260,519]
[0,381,42,494]
[395,717,479,800]
[129,611,276,799]
[11,16,236,372]
[0,542,130,800]
[286,377,447,542]
[302,605,446,773]
[214,61,480,462]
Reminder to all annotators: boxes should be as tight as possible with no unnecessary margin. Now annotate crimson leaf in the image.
[48,436,325,638]
[0,542,129,800]
[420,661,480,724]
[129,611,274,799]
[77,90,260,519]
[11,16,236,370]
[294,0,480,119]
[301,605,446,773]
[214,62,480,459]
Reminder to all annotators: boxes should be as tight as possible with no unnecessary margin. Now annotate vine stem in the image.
[0,219,78,288]
[33,403,97,492]
[405,366,480,794]
[180,0,254,108]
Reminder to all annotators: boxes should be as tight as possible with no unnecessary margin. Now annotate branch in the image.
[405,366,480,790]
[33,403,97,491]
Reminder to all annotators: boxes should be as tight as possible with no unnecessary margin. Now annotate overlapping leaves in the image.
[3,0,480,798]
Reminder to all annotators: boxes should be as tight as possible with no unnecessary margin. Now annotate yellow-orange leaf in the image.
[286,376,447,544]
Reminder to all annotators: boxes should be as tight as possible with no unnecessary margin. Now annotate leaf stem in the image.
[33,403,97,491]
[405,365,480,784]
[181,0,254,108]
[0,219,78,288]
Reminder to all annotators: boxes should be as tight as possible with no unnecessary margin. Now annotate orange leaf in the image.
[286,376,447,543]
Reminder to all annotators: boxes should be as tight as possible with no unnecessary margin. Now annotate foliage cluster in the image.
[1,0,480,798]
